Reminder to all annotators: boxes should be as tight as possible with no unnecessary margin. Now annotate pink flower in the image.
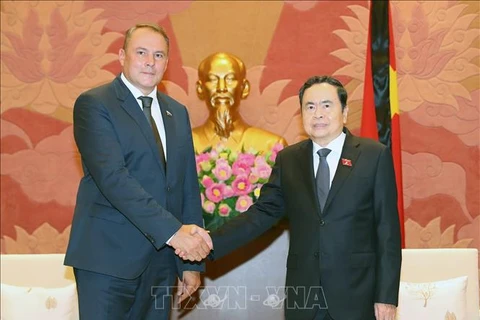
[232,158,252,176]
[223,186,234,198]
[232,175,252,196]
[251,163,272,180]
[235,195,253,212]
[237,153,255,166]
[254,155,268,166]
[205,183,225,203]
[272,143,284,154]
[201,175,214,188]
[200,193,205,204]
[196,153,211,173]
[213,159,232,181]
[218,203,232,217]
[209,149,219,160]
[269,153,278,163]
[248,173,259,184]
[196,153,210,163]
[202,200,215,214]
[269,143,284,162]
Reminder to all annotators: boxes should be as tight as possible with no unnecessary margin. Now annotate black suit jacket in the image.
[65,76,203,279]
[212,129,401,320]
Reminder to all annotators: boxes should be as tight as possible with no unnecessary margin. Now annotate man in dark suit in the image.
[65,23,212,320]
[201,76,402,320]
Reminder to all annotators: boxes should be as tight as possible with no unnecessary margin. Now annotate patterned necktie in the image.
[138,96,166,171]
[316,148,331,212]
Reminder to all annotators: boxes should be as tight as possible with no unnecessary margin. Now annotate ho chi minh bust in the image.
[192,52,287,154]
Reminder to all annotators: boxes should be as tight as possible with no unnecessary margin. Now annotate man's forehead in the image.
[205,57,239,71]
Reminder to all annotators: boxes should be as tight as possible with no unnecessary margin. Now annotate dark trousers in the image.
[314,308,334,320]
[74,249,177,320]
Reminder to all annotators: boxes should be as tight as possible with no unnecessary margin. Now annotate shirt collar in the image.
[312,131,346,156]
[121,73,157,100]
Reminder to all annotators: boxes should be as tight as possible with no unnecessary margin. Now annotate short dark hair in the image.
[123,23,169,54]
[298,76,348,110]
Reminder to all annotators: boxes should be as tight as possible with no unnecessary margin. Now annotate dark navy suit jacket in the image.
[65,75,203,279]
[212,130,402,320]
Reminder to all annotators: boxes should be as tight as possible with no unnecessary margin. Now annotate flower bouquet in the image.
[196,143,284,231]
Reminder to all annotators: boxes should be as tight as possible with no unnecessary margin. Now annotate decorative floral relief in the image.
[444,311,456,320]
[1,124,81,206]
[2,223,71,254]
[331,2,479,144]
[83,1,192,32]
[1,1,121,114]
[402,151,473,222]
[405,217,472,248]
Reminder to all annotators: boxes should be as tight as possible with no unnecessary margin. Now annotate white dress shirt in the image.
[121,73,167,160]
[312,132,346,188]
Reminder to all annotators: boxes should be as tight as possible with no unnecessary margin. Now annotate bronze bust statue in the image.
[192,52,287,154]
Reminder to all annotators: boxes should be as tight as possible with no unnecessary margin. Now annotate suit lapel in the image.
[113,76,166,176]
[157,93,175,178]
[323,131,361,215]
[295,140,323,216]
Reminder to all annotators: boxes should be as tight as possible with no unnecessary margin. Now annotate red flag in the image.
[388,3,405,248]
[361,1,405,247]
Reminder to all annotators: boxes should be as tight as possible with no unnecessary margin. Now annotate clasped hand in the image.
[169,225,213,261]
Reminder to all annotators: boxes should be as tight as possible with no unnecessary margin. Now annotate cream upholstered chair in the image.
[1,253,79,320]
[399,248,479,320]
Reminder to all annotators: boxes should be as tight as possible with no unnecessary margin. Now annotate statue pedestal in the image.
[171,225,289,319]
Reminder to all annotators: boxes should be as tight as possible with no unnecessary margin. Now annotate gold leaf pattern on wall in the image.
[330,4,369,102]
[330,2,479,145]
[393,1,479,141]
[2,224,71,254]
[405,217,473,248]
[1,1,122,116]
[458,215,480,258]
[162,66,209,128]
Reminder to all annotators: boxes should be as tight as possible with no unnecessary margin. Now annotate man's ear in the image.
[196,80,204,100]
[343,105,349,124]
[119,48,125,66]
[241,79,250,99]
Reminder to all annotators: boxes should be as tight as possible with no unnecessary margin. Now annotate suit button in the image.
[167,186,171,192]
[319,220,325,226]
[314,252,319,258]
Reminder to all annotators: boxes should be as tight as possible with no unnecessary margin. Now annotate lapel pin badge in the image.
[166,110,172,117]
[341,158,352,167]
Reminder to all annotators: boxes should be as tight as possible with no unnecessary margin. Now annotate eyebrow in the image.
[305,99,333,105]
[135,47,166,54]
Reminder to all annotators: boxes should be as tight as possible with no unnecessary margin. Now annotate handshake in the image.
[168,225,213,261]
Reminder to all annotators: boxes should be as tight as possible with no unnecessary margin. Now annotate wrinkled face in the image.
[119,28,168,95]
[301,83,348,146]
[198,55,247,109]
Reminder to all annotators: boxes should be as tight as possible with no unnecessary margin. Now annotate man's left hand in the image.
[177,271,201,304]
[374,303,396,320]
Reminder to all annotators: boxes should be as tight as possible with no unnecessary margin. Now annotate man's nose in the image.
[313,106,324,118]
[217,78,227,92]
[145,54,155,67]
